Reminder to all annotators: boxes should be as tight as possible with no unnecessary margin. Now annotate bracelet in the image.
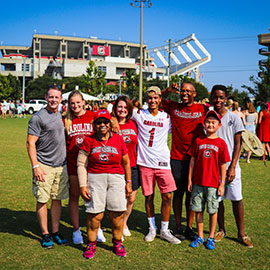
[32,165,40,169]
[220,181,225,183]
[126,180,132,183]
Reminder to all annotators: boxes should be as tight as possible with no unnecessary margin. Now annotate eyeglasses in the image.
[180,89,194,94]
[95,119,110,125]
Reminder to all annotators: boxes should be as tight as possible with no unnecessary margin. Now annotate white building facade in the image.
[0,34,166,81]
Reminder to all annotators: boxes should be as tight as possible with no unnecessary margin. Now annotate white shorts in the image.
[84,173,127,214]
[219,167,243,201]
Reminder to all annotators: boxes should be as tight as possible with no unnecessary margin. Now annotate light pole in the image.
[130,0,152,105]
[167,38,171,87]
[119,77,123,96]
[22,57,26,103]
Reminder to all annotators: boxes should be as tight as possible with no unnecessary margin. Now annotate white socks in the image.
[148,217,169,231]
[148,217,157,229]
[161,221,169,231]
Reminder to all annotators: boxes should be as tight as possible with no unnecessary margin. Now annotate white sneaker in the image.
[144,228,156,242]
[160,229,181,244]
[97,228,106,243]
[73,228,83,244]
[123,227,131,237]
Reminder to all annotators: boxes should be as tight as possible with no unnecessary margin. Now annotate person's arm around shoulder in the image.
[121,154,132,198]
[26,134,47,182]
[111,116,120,134]
[258,111,263,124]
[77,149,91,201]
[227,132,242,183]
[188,156,195,192]
[241,111,247,126]
[218,163,226,196]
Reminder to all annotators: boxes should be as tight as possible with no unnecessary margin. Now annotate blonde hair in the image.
[227,99,233,107]
[247,102,256,113]
[64,90,84,134]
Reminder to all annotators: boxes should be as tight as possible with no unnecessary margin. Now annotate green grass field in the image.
[0,117,270,270]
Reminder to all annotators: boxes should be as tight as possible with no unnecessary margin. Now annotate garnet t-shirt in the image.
[188,136,230,188]
[119,120,138,167]
[162,100,207,161]
[65,110,95,157]
[80,133,128,174]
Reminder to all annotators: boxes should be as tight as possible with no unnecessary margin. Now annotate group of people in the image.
[1,99,26,119]
[26,82,253,260]
[256,102,270,163]
[230,99,270,164]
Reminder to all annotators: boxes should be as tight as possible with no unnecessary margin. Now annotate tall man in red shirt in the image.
[162,81,208,240]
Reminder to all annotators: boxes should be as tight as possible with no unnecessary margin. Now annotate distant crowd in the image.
[0,99,26,119]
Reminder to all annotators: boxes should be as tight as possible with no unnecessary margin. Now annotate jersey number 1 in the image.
[148,128,155,147]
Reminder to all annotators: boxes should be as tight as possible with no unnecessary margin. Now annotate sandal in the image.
[214,231,226,242]
[238,235,253,248]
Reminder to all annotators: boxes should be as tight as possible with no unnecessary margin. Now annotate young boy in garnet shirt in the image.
[187,110,230,250]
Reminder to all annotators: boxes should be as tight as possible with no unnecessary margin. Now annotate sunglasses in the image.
[95,119,110,125]
[180,89,194,94]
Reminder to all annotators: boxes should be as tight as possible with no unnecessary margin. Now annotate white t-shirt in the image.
[1,101,8,112]
[217,110,244,171]
[107,103,113,114]
[132,109,171,169]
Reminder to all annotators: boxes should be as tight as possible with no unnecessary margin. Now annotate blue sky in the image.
[1,0,269,92]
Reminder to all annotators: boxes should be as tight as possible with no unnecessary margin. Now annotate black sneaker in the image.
[185,227,197,240]
[52,232,68,245]
[41,234,54,249]
[174,227,186,241]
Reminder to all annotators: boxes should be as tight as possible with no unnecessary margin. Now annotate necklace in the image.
[95,132,111,148]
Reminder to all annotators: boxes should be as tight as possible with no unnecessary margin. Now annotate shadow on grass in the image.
[0,207,85,251]
[0,203,183,250]
[0,205,152,251]
[61,205,151,239]
[0,208,41,242]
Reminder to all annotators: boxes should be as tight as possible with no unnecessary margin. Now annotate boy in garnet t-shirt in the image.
[187,110,230,250]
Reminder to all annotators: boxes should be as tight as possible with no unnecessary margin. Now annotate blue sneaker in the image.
[189,236,205,248]
[52,232,68,245]
[206,237,215,250]
[41,234,54,249]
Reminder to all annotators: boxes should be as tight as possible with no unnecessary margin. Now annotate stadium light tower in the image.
[130,0,152,105]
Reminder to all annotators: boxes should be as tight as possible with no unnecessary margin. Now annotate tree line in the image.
[1,60,270,105]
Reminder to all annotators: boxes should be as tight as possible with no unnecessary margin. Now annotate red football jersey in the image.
[65,110,94,175]
[119,120,138,167]
[80,133,128,174]
[188,136,231,188]
[162,100,208,161]
[66,110,95,154]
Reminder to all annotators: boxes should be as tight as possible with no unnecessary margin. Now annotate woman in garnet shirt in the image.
[77,109,132,259]
[112,96,139,238]
[64,90,95,244]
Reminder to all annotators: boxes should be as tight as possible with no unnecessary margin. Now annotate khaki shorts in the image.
[32,163,69,203]
[190,184,219,214]
[84,173,127,214]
